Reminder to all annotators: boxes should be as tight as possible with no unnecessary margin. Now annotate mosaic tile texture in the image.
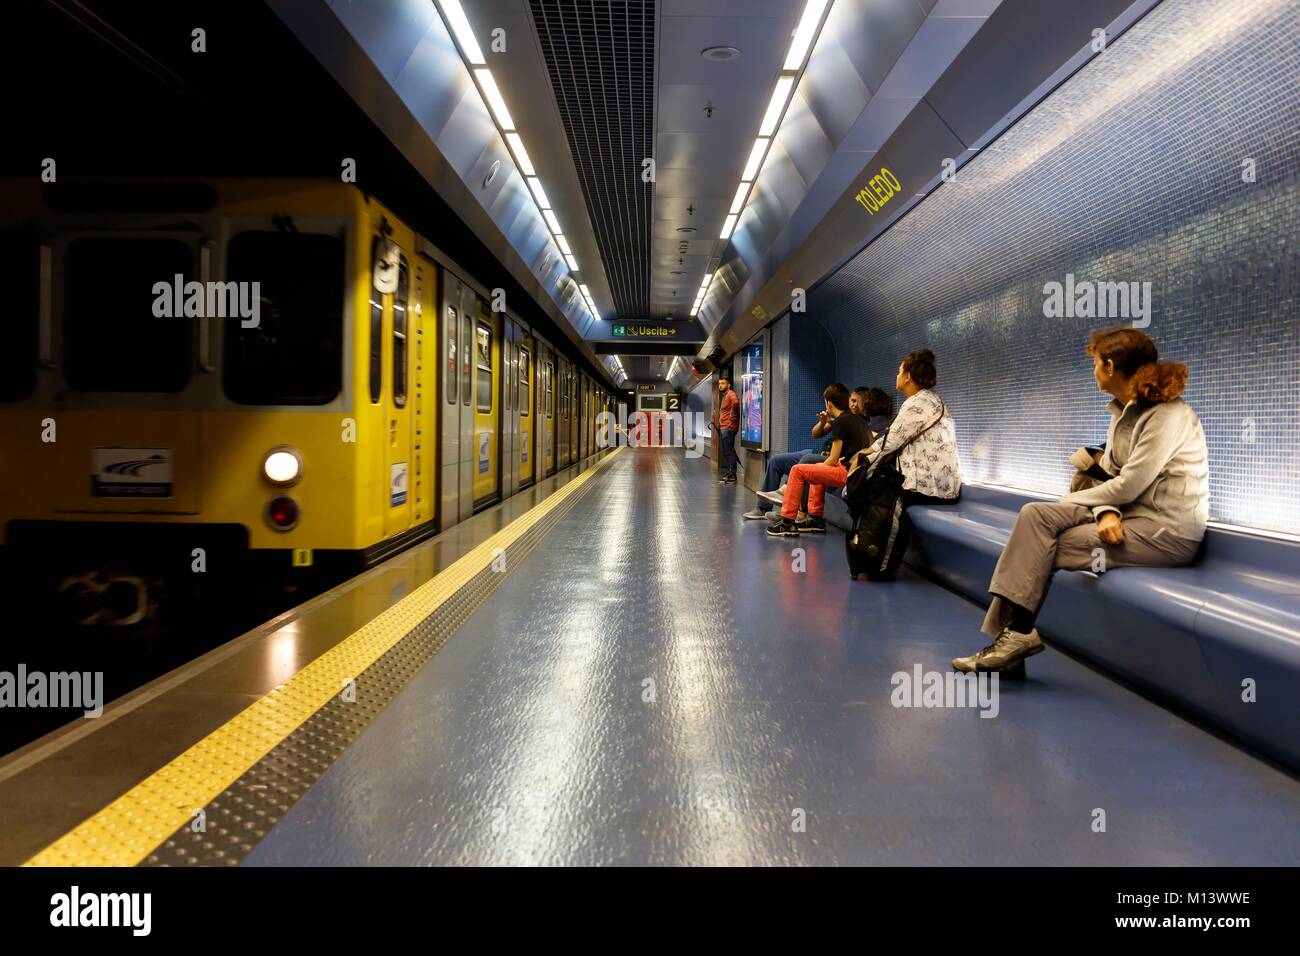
[807,0,1299,533]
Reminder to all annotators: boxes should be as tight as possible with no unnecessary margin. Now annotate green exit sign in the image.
[613,323,677,337]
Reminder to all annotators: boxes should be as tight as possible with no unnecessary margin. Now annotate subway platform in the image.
[6,447,1297,867]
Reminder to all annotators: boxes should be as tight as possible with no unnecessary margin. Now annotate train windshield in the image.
[0,227,38,401]
[224,231,344,405]
[64,236,193,393]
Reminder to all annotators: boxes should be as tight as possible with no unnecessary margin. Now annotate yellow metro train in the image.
[0,179,611,641]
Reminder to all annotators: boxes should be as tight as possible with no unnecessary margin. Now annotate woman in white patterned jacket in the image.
[847,348,963,505]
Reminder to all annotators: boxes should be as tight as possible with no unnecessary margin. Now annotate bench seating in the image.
[897,484,1300,770]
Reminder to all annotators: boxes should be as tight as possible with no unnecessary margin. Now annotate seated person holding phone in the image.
[767,383,873,536]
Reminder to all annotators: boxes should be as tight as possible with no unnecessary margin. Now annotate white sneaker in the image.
[742,509,768,520]
[757,488,785,505]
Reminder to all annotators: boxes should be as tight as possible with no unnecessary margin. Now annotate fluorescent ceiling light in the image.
[505,132,535,175]
[474,68,515,130]
[543,208,562,233]
[439,0,485,65]
[729,182,750,216]
[742,137,769,182]
[759,75,796,136]
[579,284,592,297]
[784,0,829,70]
[720,213,738,240]
[527,177,551,209]
[556,234,572,255]
[565,254,579,271]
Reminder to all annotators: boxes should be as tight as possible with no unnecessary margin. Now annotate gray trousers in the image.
[982,502,1201,637]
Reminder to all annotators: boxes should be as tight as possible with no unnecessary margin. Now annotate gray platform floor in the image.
[247,448,1300,865]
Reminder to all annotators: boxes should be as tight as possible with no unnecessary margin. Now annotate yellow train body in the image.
[0,177,614,636]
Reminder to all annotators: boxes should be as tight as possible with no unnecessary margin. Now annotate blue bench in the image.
[897,484,1300,770]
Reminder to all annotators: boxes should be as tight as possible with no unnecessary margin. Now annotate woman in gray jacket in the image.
[952,327,1209,675]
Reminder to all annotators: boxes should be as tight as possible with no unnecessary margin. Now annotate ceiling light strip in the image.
[434,0,596,308]
[713,0,835,264]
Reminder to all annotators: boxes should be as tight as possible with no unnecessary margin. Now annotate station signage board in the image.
[590,318,705,343]
[613,323,679,338]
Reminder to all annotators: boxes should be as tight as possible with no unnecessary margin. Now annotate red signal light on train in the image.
[266,495,300,532]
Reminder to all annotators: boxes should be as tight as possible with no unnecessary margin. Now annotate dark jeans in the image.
[720,428,738,477]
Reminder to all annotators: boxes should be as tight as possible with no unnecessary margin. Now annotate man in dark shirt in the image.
[768,383,872,536]
[717,374,740,483]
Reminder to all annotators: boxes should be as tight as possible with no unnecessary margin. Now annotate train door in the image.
[518,327,535,487]
[437,268,470,527]
[543,347,556,475]
[557,359,570,466]
[501,317,518,498]
[580,376,589,459]
[411,255,434,527]
[471,298,500,507]
[566,366,577,463]
[378,239,413,539]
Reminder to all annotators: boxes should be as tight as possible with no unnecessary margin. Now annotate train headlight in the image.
[265,495,300,532]
[262,447,303,486]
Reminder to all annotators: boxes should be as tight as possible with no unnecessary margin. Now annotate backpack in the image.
[842,402,945,581]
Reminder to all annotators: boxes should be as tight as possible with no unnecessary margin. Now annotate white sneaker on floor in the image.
[742,509,768,520]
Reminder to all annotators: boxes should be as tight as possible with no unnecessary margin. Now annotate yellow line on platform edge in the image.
[24,448,624,867]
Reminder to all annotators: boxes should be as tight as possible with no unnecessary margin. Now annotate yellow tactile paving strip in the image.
[24,448,623,867]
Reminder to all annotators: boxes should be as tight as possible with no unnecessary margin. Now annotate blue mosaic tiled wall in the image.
[809,0,1299,534]
[786,317,837,454]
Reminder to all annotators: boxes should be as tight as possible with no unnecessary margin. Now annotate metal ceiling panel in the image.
[926,0,1139,145]
[268,0,618,386]
[708,0,1164,363]
[530,0,656,317]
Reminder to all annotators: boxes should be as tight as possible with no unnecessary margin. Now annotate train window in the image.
[504,338,513,413]
[546,360,554,418]
[0,228,38,401]
[224,231,344,405]
[367,238,384,404]
[519,347,530,417]
[461,304,474,407]
[445,305,458,405]
[475,321,493,413]
[65,237,193,393]
[393,255,408,408]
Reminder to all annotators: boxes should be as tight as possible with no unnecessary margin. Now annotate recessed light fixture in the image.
[670,270,686,275]
[505,132,535,176]
[676,226,697,233]
[483,160,501,189]
[742,137,769,182]
[701,45,742,61]
[474,68,514,130]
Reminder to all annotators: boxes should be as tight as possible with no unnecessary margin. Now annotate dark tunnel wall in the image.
[805,0,1299,534]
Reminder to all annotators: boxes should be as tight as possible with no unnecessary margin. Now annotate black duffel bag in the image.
[842,403,945,581]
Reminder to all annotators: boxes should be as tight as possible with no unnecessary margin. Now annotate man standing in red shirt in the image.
[717,374,740,483]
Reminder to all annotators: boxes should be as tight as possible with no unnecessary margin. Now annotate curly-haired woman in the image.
[952,327,1209,674]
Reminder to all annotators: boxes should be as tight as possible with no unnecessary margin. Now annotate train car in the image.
[0,178,609,649]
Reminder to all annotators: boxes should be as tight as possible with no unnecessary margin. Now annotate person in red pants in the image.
[767,383,873,536]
